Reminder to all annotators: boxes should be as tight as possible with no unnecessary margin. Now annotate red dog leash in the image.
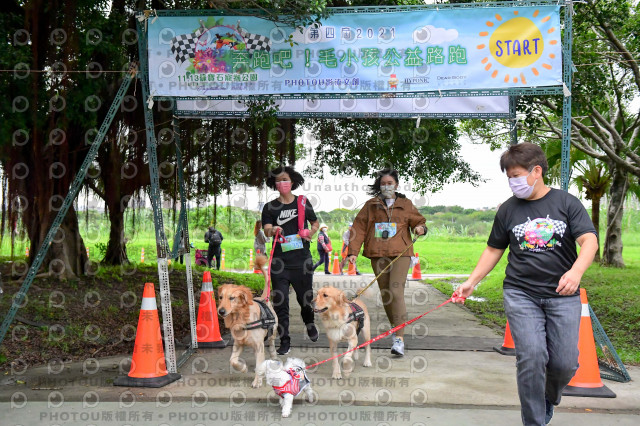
[305,293,466,370]
[265,229,285,301]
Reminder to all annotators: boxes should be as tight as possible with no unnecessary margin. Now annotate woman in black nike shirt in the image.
[261,166,320,355]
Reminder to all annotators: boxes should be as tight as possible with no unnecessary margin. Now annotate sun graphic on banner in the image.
[476,9,559,84]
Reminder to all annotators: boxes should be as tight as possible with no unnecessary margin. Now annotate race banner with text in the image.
[147,6,562,97]
[175,96,510,118]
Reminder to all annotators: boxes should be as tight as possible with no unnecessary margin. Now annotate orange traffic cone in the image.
[332,252,340,275]
[114,283,181,387]
[347,259,356,276]
[563,289,616,398]
[249,249,254,270]
[411,253,422,279]
[220,249,225,270]
[493,321,516,356]
[196,271,227,348]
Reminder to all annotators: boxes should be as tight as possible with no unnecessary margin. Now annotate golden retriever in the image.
[312,286,372,379]
[217,284,278,388]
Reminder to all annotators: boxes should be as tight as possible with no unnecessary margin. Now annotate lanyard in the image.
[381,196,395,222]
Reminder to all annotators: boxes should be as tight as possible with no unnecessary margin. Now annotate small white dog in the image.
[256,357,315,417]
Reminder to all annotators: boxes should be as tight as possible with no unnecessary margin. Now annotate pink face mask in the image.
[276,180,292,194]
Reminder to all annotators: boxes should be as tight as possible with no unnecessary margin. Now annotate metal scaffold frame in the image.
[8,1,628,385]
[135,0,575,374]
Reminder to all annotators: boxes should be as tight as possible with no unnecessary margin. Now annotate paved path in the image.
[1,272,638,425]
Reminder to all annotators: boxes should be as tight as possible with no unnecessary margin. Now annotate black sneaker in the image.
[276,340,290,355]
[306,323,319,342]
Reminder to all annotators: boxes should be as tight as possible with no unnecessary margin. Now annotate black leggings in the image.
[270,263,315,342]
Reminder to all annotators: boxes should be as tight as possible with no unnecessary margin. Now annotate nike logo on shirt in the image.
[276,210,297,226]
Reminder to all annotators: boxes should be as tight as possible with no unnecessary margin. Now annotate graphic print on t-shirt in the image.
[511,215,567,252]
[276,209,297,226]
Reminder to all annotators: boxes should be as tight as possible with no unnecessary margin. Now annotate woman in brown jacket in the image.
[347,169,427,356]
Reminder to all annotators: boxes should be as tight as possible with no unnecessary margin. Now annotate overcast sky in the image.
[217,134,521,213]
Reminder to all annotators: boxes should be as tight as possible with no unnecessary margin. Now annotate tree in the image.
[304,118,480,192]
[0,0,109,278]
[528,0,639,267]
[89,1,329,265]
[573,159,611,261]
[0,0,331,270]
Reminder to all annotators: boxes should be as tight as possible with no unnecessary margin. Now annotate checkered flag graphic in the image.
[512,221,528,239]
[548,217,567,237]
[512,216,567,240]
[237,25,271,54]
[170,28,204,64]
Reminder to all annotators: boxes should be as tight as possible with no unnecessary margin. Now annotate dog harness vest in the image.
[272,368,310,398]
[347,302,365,335]
[245,299,276,340]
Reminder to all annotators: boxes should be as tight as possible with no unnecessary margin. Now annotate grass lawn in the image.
[2,209,638,367]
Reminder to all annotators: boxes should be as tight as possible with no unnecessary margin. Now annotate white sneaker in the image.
[391,337,404,356]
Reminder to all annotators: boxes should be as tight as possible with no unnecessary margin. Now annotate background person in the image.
[347,169,427,357]
[339,222,361,275]
[312,223,332,274]
[204,226,223,269]
[262,165,320,355]
[254,220,270,281]
[452,142,598,426]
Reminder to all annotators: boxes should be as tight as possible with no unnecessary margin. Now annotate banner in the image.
[175,96,510,118]
[147,6,562,97]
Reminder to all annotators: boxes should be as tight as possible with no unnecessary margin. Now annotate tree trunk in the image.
[97,133,149,265]
[591,196,601,262]
[24,190,88,279]
[602,166,628,267]
[103,199,129,265]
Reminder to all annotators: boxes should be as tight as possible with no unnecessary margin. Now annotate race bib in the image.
[281,234,304,252]
[375,222,397,238]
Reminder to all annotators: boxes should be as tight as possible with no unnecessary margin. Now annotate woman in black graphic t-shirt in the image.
[261,166,320,355]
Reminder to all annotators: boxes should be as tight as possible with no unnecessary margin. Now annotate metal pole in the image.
[173,116,199,356]
[509,95,518,145]
[136,16,178,373]
[561,1,573,191]
[0,70,136,347]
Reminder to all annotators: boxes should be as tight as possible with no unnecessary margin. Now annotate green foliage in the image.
[419,205,496,237]
[303,117,481,193]
[96,242,108,258]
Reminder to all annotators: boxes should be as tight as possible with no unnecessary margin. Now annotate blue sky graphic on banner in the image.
[147,6,562,97]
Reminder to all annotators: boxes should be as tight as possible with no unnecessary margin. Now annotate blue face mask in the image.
[509,170,537,199]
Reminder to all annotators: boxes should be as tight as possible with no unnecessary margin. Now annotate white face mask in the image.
[508,170,537,199]
[380,184,396,198]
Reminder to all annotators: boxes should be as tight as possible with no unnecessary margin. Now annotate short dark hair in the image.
[367,168,399,197]
[265,165,305,191]
[499,142,548,176]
